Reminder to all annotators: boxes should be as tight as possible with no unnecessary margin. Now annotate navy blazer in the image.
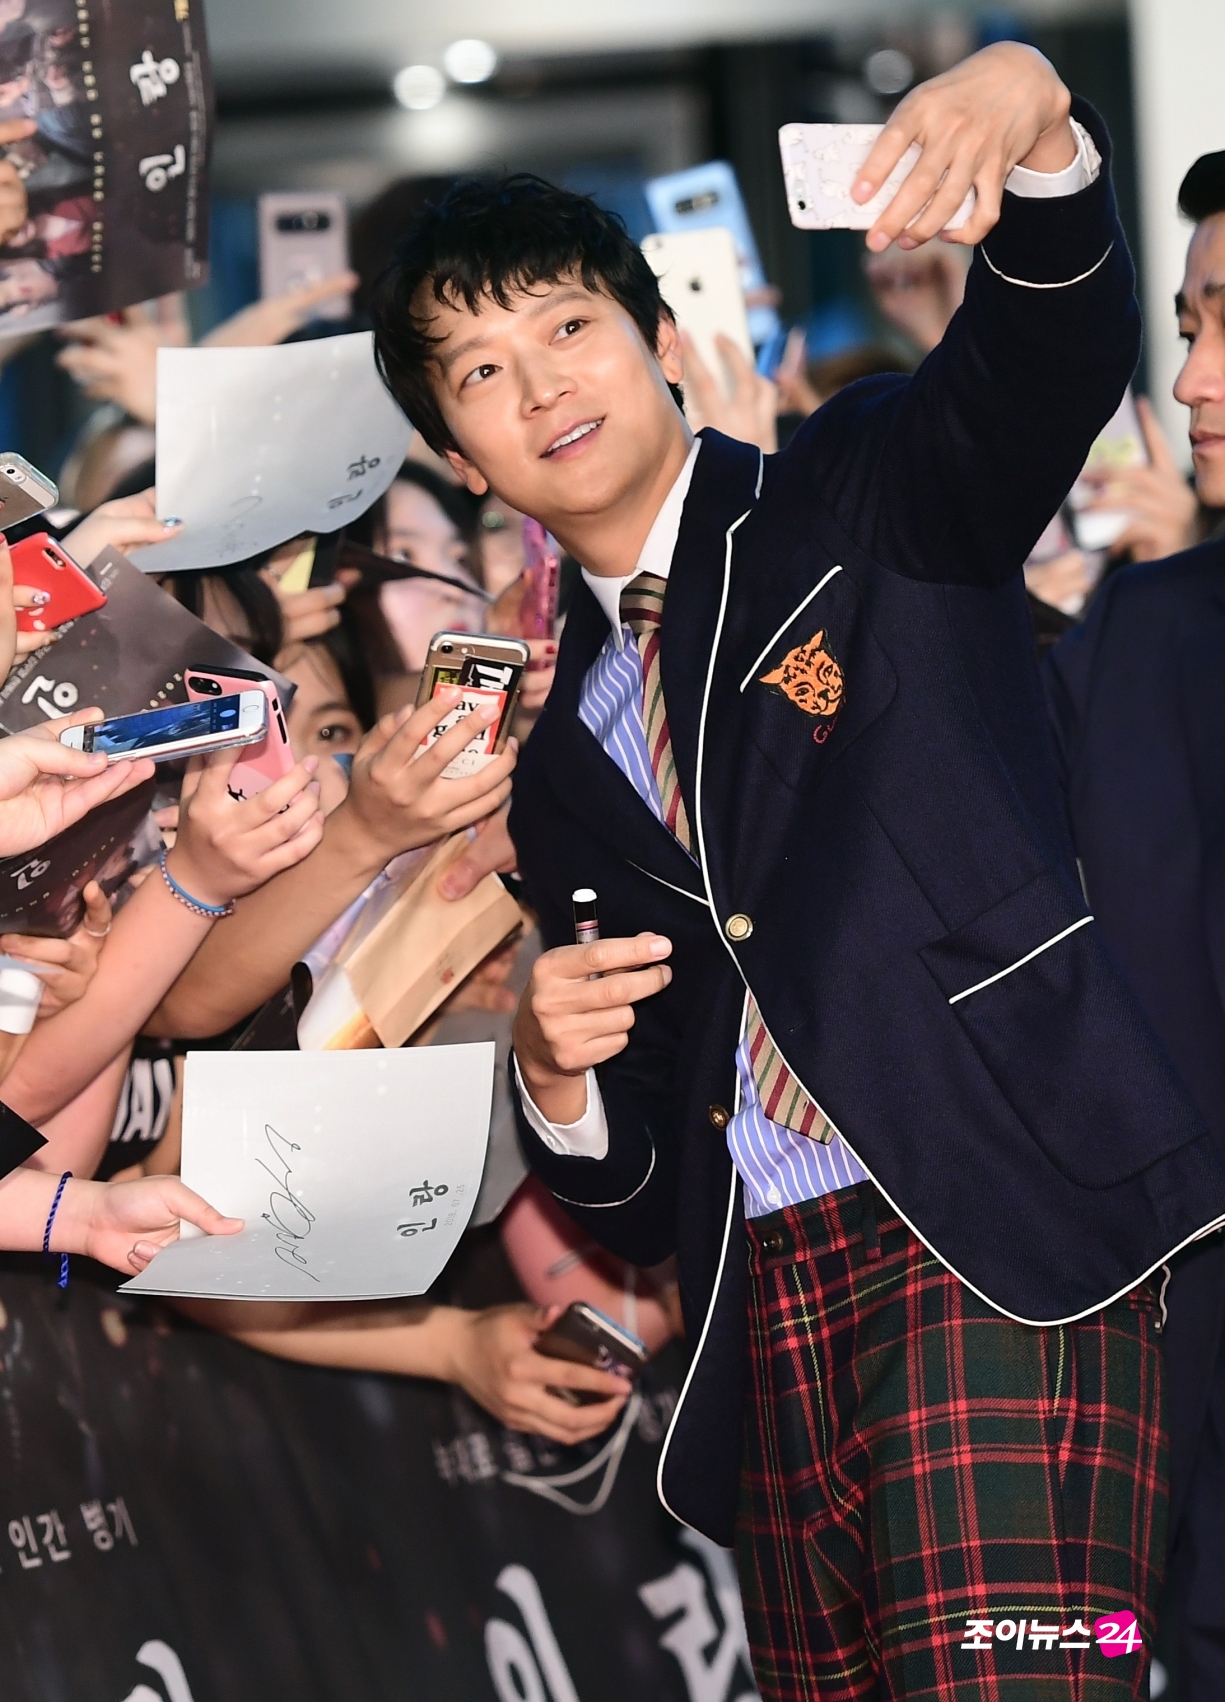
[509,106,1225,1545]
[1045,538,1225,1537]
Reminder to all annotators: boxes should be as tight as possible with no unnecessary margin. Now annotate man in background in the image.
[1045,149,1225,1701]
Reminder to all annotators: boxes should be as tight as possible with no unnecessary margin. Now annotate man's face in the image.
[1174,211,1225,506]
[423,275,685,536]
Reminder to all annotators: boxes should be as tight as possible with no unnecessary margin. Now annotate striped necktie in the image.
[620,572,693,849]
[618,571,831,1143]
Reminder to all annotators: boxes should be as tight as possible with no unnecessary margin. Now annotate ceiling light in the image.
[393,63,445,111]
[864,48,914,96]
[443,38,498,85]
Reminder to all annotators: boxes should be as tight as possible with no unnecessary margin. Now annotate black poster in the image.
[0,1263,762,1702]
[0,0,211,335]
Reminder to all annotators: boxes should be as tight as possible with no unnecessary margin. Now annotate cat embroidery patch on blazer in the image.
[760,629,844,743]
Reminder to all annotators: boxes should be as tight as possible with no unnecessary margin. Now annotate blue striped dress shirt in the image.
[576,615,867,1217]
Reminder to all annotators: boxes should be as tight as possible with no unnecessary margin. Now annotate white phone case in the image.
[779,123,976,232]
[641,227,754,395]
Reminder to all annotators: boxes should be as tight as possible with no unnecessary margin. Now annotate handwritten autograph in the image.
[255,1123,318,1281]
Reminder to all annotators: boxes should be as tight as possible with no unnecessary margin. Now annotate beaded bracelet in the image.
[43,1170,72,1290]
[158,851,235,919]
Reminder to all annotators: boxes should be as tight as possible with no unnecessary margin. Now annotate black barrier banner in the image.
[0,1263,761,1701]
[0,0,211,336]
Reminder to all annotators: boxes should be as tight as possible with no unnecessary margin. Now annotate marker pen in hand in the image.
[572,887,600,979]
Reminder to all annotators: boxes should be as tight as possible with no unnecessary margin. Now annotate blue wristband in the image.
[43,1170,72,1290]
[158,852,235,919]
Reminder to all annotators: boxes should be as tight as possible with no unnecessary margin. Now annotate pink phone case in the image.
[184,669,294,802]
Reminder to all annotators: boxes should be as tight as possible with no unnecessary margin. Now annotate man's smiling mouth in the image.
[543,419,603,457]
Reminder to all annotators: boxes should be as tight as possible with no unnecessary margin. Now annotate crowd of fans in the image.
[0,139,1209,1463]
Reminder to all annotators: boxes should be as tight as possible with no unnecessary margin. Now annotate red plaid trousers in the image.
[737,1182,1166,1701]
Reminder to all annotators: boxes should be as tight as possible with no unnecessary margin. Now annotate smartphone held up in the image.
[0,456,59,535]
[779,123,976,232]
[414,632,528,779]
[60,691,269,767]
[186,667,295,802]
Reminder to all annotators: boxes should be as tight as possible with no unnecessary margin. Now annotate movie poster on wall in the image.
[0,0,211,337]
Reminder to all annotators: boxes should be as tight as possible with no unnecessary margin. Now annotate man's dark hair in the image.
[1178,152,1225,224]
[371,173,681,455]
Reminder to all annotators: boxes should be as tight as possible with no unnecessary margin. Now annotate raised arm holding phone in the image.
[371,42,1221,1699]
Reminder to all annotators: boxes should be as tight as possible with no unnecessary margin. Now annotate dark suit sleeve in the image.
[803,99,1141,589]
[506,867,681,1268]
[1042,564,1125,789]
[510,1044,680,1268]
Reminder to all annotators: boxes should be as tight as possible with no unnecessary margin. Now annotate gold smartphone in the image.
[414,630,530,778]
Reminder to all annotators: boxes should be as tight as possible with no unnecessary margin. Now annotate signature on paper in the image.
[256,1123,318,1281]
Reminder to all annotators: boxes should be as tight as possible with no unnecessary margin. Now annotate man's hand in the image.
[513,933,673,1125]
[856,42,1075,252]
[448,1303,630,1444]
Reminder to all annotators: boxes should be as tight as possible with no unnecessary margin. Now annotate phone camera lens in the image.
[441,643,453,654]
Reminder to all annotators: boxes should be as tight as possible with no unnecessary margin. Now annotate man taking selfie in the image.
[373,46,1225,1700]
[1045,150,1225,1702]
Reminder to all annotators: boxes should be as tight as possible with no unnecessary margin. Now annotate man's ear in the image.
[443,449,490,497]
[655,309,684,387]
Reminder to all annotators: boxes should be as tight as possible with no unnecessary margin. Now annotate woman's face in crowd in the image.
[377,478,485,672]
[278,642,363,762]
[381,479,467,578]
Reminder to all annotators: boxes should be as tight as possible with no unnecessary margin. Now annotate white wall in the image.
[1129,0,1225,462]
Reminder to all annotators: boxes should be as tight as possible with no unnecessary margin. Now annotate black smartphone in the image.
[534,1301,648,1406]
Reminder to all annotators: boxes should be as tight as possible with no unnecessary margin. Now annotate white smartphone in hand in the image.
[641,227,754,392]
[644,160,780,348]
[779,123,976,232]
[257,192,350,318]
[59,690,268,766]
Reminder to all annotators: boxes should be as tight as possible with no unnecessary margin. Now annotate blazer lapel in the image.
[669,441,898,911]
[660,431,765,873]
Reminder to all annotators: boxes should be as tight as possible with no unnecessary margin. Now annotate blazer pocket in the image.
[920,868,1206,1189]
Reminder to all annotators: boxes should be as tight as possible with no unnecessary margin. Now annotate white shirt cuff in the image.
[512,1056,610,1160]
[1006,118,1101,199]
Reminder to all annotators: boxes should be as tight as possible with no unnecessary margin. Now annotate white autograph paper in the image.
[132,333,412,574]
[121,1046,493,1301]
